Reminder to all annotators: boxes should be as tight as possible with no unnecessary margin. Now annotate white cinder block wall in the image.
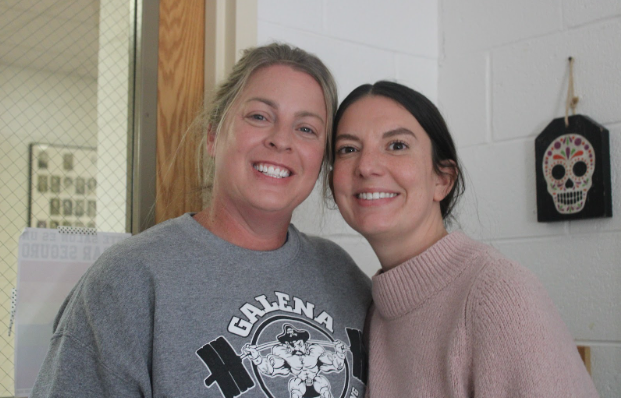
[439,1,621,396]
[258,1,620,395]
[257,0,439,276]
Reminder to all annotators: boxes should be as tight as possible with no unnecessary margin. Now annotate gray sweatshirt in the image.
[31,214,371,398]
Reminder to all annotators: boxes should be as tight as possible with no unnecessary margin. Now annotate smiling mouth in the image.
[356,192,398,200]
[253,163,291,179]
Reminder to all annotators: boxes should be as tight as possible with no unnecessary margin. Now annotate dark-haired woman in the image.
[330,81,598,397]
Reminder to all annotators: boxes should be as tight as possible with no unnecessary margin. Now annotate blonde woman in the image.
[32,44,371,398]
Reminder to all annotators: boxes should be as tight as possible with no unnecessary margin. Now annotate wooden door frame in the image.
[131,0,256,233]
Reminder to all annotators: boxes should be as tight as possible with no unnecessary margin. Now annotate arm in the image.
[317,341,346,372]
[30,334,143,398]
[30,255,154,397]
[242,344,289,376]
[468,261,599,397]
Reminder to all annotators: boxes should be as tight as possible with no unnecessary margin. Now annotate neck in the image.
[368,218,448,271]
[194,199,291,251]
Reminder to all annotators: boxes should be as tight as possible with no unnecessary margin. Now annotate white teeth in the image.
[357,192,397,200]
[253,163,291,178]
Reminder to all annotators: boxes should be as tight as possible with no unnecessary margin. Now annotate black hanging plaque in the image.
[535,115,612,222]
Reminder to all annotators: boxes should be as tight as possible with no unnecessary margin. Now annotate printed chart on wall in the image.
[13,227,130,397]
[29,143,98,229]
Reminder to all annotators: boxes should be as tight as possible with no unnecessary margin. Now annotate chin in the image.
[350,220,395,240]
[250,196,300,215]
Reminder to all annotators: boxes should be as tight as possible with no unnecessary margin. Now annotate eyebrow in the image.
[383,128,417,140]
[335,127,417,142]
[334,133,360,143]
[246,97,325,125]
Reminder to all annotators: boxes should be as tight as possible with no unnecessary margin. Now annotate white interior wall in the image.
[257,0,439,276]
[439,1,621,396]
[96,0,131,233]
[258,1,620,396]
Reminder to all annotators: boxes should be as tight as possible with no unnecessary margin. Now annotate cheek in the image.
[330,162,351,195]
[301,143,326,172]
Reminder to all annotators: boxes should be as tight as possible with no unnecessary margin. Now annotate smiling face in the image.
[332,95,450,244]
[209,64,327,220]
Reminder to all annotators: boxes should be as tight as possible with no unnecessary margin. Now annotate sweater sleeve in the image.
[467,258,599,398]
[30,252,155,398]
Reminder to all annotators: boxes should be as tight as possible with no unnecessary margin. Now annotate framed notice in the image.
[28,144,98,229]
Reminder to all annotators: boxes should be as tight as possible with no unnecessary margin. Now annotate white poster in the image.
[14,227,130,397]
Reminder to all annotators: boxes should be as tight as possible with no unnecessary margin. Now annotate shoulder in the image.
[88,214,204,279]
[292,226,344,253]
[464,242,559,338]
[469,244,545,306]
[292,226,370,282]
[292,226,354,265]
[101,214,195,261]
[461,239,598,396]
[54,216,200,331]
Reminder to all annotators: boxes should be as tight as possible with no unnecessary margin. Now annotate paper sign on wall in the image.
[14,227,130,397]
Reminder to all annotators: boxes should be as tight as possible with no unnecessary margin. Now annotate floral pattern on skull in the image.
[542,134,595,214]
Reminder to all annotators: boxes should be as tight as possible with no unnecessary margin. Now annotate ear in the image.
[433,160,456,202]
[206,125,217,156]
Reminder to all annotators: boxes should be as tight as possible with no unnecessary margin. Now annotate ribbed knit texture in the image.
[366,231,599,397]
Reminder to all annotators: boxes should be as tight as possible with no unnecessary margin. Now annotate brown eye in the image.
[337,146,356,155]
[388,141,408,151]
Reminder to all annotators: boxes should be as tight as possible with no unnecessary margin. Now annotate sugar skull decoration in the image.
[542,134,594,214]
[535,115,612,222]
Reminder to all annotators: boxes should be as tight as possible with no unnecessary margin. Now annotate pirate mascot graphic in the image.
[196,292,367,398]
[242,324,347,398]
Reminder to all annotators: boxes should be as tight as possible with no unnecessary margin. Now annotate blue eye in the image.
[299,126,316,135]
[250,114,266,121]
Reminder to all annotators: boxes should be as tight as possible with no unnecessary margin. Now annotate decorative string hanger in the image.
[565,57,580,127]
[534,56,612,222]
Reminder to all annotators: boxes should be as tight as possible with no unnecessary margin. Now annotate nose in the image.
[265,123,292,152]
[565,178,574,189]
[355,148,383,178]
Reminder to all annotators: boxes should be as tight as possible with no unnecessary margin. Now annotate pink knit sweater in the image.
[366,232,598,397]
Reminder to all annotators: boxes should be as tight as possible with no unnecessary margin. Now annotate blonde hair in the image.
[198,42,338,207]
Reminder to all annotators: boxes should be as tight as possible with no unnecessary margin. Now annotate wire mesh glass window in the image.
[0,0,135,395]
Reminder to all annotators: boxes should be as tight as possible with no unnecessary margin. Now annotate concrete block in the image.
[563,0,621,28]
[492,232,621,342]
[492,19,621,141]
[455,140,566,241]
[258,23,397,101]
[396,54,438,104]
[326,0,438,57]
[257,0,324,35]
[326,235,380,277]
[590,345,621,398]
[439,52,488,148]
[442,0,562,56]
